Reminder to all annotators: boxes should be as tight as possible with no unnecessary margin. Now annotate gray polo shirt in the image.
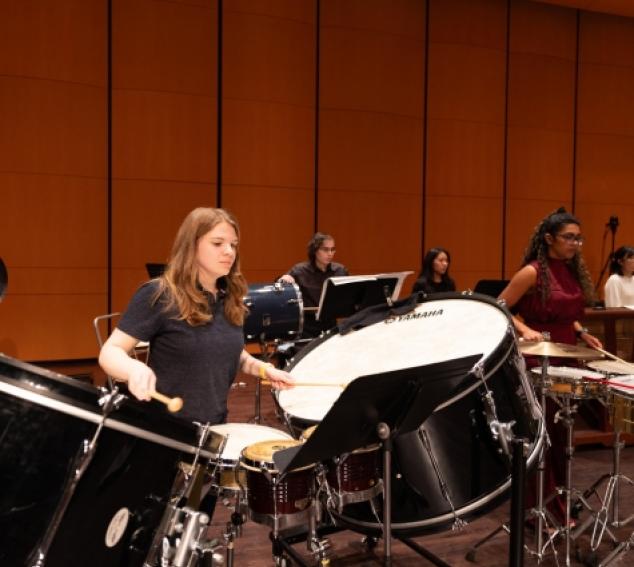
[118,281,244,424]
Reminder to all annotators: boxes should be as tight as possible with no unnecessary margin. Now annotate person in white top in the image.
[604,246,634,307]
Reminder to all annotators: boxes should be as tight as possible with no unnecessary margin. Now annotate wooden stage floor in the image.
[208,376,634,566]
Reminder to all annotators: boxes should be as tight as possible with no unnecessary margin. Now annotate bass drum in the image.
[277,292,544,535]
[0,354,217,567]
[243,282,303,342]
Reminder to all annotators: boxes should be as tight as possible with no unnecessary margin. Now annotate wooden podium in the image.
[575,307,634,446]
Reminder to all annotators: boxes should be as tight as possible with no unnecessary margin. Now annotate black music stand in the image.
[316,275,399,323]
[274,353,482,566]
[0,257,7,301]
[146,263,167,279]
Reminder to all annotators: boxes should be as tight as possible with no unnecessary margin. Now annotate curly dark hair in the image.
[522,207,594,305]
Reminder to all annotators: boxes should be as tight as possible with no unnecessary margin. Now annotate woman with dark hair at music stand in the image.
[498,207,602,526]
[99,207,294,426]
[411,247,456,295]
[279,231,348,338]
[604,245,634,308]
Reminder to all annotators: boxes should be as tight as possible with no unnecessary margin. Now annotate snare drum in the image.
[240,439,314,530]
[243,282,303,342]
[588,359,634,376]
[530,366,605,398]
[301,425,382,510]
[608,375,634,433]
[208,423,292,492]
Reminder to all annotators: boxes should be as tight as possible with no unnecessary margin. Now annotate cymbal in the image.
[518,340,603,360]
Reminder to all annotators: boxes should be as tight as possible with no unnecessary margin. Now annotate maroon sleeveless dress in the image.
[517,258,585,346]
[517,258,586,524]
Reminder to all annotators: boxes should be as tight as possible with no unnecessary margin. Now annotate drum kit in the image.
[468,335,634,566]
[4,288,634,566]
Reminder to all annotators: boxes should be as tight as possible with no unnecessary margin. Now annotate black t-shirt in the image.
[118,281,244,424]
[287,261,348,337]
[411,277,456,295]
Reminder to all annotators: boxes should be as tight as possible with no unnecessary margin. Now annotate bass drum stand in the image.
[466,354,556,564]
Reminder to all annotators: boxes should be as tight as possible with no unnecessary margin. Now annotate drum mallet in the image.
[150,390,184,413]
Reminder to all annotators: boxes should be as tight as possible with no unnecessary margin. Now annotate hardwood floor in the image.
[207,376,634,566]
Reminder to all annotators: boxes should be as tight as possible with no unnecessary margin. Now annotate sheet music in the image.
[316,271,413,321]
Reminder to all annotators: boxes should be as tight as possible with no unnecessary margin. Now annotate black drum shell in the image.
[334,354,539,536]
[243,282,303,342]
[0,354,202,567]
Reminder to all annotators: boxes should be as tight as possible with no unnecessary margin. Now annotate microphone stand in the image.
[595,217,619,293]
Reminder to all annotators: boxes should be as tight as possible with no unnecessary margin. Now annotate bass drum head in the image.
[278,293,542,535]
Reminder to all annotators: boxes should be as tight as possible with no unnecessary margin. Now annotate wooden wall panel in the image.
[4,0,634,361]
[319,0,425,291]
[426,195,504,286]
[110,0,217,312]
[0,0,107,361]
[425,0,506,291]
[221,2,316,283]
[575,11,634,290]
[505,0,577,276]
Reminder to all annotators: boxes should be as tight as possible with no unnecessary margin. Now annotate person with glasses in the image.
[279,232,349,337]
[499,207,600,348]
[498,207,602,526]
[604,245,634,308]
[411,247,456,295]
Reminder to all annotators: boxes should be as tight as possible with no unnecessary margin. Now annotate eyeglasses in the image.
[319,247,336,253]
[557,233,584,244]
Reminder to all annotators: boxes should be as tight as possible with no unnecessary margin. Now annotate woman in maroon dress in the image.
[499,208,602,525]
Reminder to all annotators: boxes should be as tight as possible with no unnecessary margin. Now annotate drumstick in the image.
[592,346,634,372]
[261,380,346,388]
[580,375,634,391]
[150,390,184,412]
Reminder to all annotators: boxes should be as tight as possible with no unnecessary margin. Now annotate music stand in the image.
[274,354,482,565]
[146,263,167,279]
[473,279,509,298]
[0,257,7,301]
[316,272,410,323]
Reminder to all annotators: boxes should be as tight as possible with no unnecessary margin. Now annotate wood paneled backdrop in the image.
[1,0,633,361]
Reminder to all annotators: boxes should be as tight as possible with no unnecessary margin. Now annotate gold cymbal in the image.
[518,340,603,360]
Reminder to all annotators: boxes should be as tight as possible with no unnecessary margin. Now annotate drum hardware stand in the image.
[221,495,248,567]
[252,336,278,424]
[466,356,556,565]
[569,427,632,567]
[149,505,222,567]
[145,425,226,567]
[269,500,334,567]
[28,388,126,567]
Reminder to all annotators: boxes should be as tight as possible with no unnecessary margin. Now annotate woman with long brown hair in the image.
[99,207,293,424]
